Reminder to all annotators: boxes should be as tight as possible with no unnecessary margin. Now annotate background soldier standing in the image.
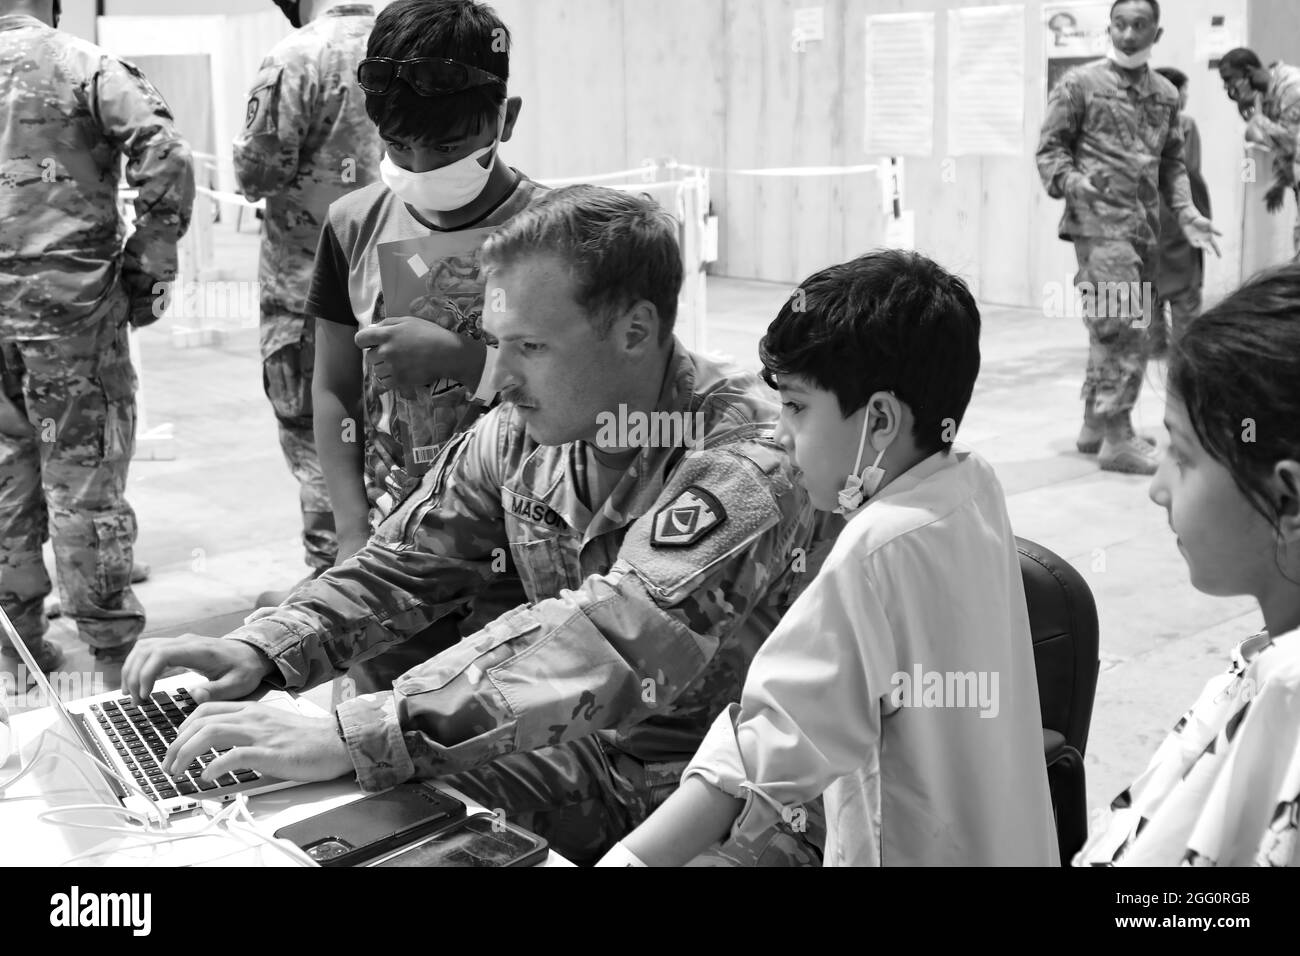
[1037,0,1219,476]
[0,0,194,673]
[1219,48,1300,260]
[1152,66,1212,356]
[234,0,383,605]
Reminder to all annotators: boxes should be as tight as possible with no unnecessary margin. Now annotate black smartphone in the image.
[367,813,549,868]
[274,783,465,867]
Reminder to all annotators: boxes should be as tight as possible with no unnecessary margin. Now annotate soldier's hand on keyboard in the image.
[163,702,352,784]
[121,635,275,706]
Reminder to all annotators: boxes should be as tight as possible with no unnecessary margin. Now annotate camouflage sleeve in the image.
[93,55,195,290]
[225,415,509,690]
[232,56,316,201]
[336,443,810,792]
[1158,103,1198,224]
[1036,72,1085,199]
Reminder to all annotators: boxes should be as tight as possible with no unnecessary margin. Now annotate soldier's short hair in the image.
[481,185,683,342]
[365,0,510,145]
[1219,48,1263,75]
[1110,0,1159,23]
[759,250,982,454]
[1169,262,1300,537]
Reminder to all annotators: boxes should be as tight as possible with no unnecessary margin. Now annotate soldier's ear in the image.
[616,300,658,354]
[501,97,523,144]
[1152,25,1164,45]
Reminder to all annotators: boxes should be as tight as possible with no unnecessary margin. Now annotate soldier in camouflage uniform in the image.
[1219,49,1300,259]
[0,0,194,671]
[1037,0,1219,476]
[124,188,826,866]
[234,1,382,595]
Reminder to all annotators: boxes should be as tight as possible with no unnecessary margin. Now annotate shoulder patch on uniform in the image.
[650,486,726,549]
[243,68,283,135]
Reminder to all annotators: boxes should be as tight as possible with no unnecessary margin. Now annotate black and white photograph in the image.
[0,0,1297,926]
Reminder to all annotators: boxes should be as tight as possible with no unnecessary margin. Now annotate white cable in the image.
[56,795,242,867]
[219,794,318,867]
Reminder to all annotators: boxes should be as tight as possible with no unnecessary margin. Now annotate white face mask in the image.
[381,107,506,213]
[835,409,892,515]
[1108,45,1153,69]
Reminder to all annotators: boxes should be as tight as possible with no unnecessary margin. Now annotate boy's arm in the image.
[306,222,371,560]
[608,777,745,866]
[313,319,370,559]
[609,545,896,866]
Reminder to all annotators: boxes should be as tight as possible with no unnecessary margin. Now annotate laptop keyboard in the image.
[89,689,261,801]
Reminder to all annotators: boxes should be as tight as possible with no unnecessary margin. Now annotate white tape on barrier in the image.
[540,160,878,187]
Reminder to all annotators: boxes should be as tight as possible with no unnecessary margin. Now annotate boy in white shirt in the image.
[599,250,1060,866]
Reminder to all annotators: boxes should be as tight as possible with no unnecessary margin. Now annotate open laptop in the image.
[1,606,327,818]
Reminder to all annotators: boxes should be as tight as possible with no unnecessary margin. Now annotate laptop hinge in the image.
[70,711,129,800]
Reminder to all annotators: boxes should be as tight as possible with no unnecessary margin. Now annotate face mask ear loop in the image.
[849,409,872,480]
[834,409,876,515]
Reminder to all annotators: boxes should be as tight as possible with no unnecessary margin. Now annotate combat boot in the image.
[2,637,65,675]
[1078,400,1155,455]
[1099,415,1160,475]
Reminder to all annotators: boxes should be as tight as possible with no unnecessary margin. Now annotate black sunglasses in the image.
[357,57,505,97]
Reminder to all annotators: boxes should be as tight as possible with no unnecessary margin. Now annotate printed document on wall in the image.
[864,12,935,156]
[948,5,1025,156]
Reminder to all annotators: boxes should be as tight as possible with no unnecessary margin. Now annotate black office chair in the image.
[1016,537,1100,865]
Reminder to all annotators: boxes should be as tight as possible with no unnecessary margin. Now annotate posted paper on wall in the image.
[1043,1,1111,95]
[864,12,935,156]
[947,5,1026,156]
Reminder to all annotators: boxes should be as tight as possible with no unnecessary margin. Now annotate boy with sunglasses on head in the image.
[599,251,1059,866]
[303,0,544,691]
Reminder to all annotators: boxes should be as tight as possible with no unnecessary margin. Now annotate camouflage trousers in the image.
[1153,282,1202,353]
[0,297,145,653]
[262,318,336,571]
[442,734,826,867]
[1073,238,1158,418]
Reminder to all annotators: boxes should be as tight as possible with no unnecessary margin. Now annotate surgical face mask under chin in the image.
[1108,45,1153,69]
[835,413,891,515]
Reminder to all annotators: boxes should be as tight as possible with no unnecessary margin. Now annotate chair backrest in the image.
[1016,537,1100,757]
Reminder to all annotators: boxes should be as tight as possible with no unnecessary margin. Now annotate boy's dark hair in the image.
[365,0,510,146]
[480,185,683,342]
[1155,66,1187,89]
[760,250,981,454]
[1110,0,1160,23]
[1219,47,1263,73]
[1169,263,1300,537]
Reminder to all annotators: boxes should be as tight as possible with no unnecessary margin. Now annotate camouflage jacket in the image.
[1037,58,1197,247]
[0,14,194,339]
[1246,61,1300,188]
[229,343,821,790]
[233,4,382,357]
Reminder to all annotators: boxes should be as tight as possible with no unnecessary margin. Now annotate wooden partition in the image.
[88,1,1288,309]
[489,0,1277,308]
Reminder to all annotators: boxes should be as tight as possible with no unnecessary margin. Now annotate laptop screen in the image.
[0,607,83,738]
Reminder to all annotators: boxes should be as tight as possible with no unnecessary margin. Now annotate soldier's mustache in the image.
[502,388,534,408]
